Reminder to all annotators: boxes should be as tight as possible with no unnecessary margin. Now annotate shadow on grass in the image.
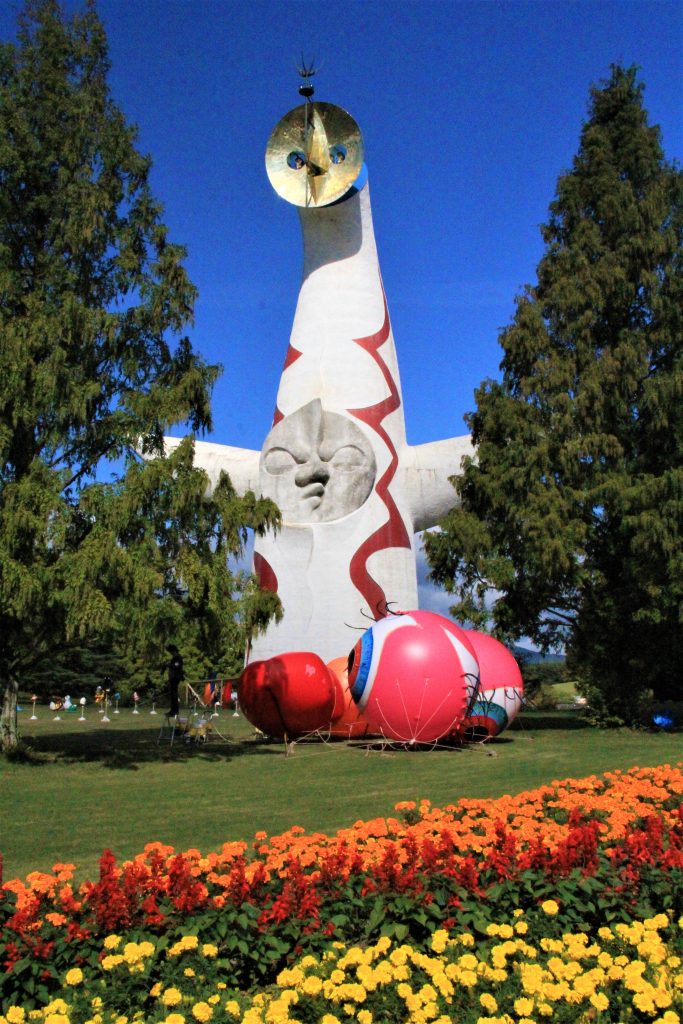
[15,726,287,769]
[511,711,590,731]
[12,710,592,769]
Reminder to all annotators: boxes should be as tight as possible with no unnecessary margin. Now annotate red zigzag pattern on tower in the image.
[348,286,411,617]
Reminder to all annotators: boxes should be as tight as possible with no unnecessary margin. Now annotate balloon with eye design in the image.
[455,630,525,740]
[347,611,479,744]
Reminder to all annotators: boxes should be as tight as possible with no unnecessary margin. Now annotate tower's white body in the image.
[167,175,473,663]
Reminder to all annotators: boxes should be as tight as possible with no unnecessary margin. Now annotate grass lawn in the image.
[1,705,680,885]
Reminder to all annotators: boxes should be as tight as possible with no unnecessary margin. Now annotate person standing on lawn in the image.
[167,645,184,718]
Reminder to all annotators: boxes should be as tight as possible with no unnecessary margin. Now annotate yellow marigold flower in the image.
[102,954,124,971]
[242,1011,263,1024]
[321,1016,342,1024]
[432,970,454,997]
[633,991,657,1014]
[91,999,103,1010]
[302,976,323,996]
[191,1003,213,1022]
[357,1012,373,1024]
[162,988,183,1007]
[514,997,535,1016]
[375,936,391,955]
[514,920,529,935]
[202,943,218,958]
[207,997,219,1006]
[65,967,83,986]
[168,935,200,957]
[104,934,121,949]
[276,966,305,987]
[590,993,609,1011]
[184,968,195,977]
[44,1016,69,1024]
[224,1002,240,1017]
[6,1009,26,1024]
[164,1015,186,1024]
[431,929,448,953]
[541,899,559,916]
[150,983,162,997]
[459,953,478,970]
[479,993,498,1013]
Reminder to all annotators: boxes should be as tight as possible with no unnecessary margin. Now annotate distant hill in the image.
[513,645,566,665]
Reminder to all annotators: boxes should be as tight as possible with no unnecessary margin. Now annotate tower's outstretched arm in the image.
[402,435,475,532]
[163,437,260,496]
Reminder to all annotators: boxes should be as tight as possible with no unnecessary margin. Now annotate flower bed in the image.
[4,911,683,1023]
[1,764,682,1021]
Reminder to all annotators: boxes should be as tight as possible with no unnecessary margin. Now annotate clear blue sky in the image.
[2,0,681,620]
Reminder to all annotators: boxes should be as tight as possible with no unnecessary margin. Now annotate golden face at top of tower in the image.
[265,101,364,208]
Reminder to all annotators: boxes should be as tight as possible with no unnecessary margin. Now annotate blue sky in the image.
[2,0,681,623]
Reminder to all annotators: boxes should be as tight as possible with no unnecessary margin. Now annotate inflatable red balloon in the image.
[347,611,478,743]
[239,651,341,739]
[458,630,524,739]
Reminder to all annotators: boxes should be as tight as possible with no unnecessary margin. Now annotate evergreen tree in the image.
[426,66,682,724]
[0,1,280,750]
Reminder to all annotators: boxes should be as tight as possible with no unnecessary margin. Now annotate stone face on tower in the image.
[164,98,473,663]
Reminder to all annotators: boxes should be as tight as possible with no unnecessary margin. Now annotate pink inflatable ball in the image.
[239,651,342,740]
[347,610,478,744]
[459,630,524,739]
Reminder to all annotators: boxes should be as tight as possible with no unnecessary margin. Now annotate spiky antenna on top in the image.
[296,54,321,98]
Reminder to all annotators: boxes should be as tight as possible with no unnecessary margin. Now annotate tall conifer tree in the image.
[426,66,682,723]
[0,1,280,750]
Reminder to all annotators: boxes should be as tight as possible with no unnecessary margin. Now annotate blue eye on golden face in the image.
[329,144,347,164]
[287,150,306,170]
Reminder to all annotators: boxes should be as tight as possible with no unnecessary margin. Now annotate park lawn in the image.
[0,707,681,885]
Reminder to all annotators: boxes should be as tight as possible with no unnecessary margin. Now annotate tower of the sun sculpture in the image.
[166,81,473,663]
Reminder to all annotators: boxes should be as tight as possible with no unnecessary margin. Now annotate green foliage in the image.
[521,660,572,708]
[0,1,281,750]
[426,66,683,725]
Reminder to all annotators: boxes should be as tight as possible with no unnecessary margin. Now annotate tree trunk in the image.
[1,676,19,752]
